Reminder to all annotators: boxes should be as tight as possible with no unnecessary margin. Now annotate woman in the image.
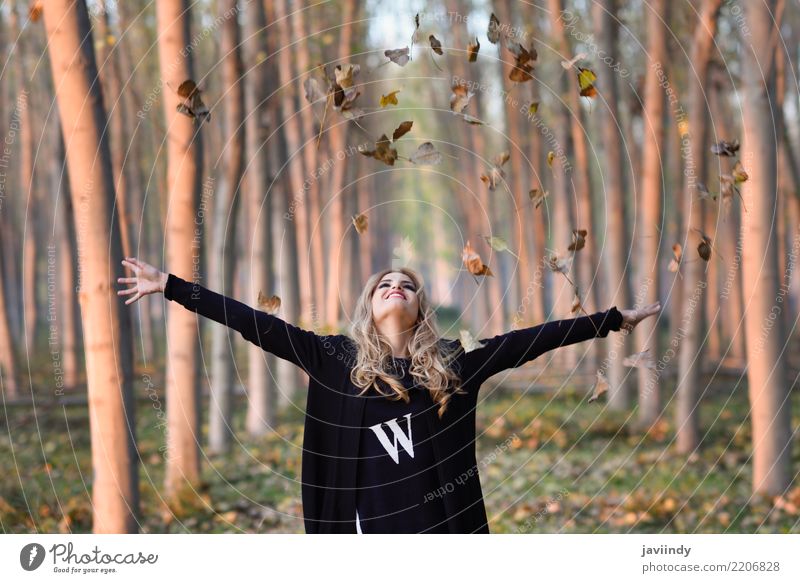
[117,256,660,534]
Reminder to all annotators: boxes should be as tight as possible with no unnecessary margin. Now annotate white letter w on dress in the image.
[369,413,414,464]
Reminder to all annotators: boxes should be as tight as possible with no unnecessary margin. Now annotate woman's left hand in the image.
[619,302,661,333]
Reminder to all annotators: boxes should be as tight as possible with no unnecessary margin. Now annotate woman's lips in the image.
[385,291,405,300]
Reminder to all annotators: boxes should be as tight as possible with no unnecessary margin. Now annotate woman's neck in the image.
[376,321,414,359]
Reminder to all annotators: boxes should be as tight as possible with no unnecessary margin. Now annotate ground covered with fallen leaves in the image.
[2,376,798,534]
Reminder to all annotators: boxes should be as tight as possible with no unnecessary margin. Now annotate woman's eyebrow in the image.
[379,278,415,286]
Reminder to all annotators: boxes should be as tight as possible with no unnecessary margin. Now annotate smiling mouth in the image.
[385,291,406,301]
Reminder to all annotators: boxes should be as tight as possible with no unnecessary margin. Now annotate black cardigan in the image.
[164,273,624,533]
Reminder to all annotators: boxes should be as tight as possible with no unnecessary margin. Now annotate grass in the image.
[1,366,798,533]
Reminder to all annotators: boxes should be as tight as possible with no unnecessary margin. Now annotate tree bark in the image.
[208,0,245,455]
[42,0,139,533]
[593,0,631,410]
[675,0,722,454]
[635,0,668,427]
[741,0,793,495]
[243,0,278,438]
[156,0,203,502]
[323,0,356,331]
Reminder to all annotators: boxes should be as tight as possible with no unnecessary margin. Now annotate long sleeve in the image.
[164,272,331,375]
[461,307,624,384]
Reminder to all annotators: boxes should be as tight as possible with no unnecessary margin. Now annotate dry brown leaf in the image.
[450,79,474,114]
[467,38,480,62]
[257,291,281,314]
[588,370,609,403]
[462,241,493,277]
[568,229,587,252]
[352,213,368,234]
[392,120,413,141]
[429,34,443,55]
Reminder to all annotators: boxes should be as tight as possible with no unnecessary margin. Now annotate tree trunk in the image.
[53,116,82,391]
[156,0,203,502]
[635,0,667,427]
[11,8,38,357]
[293,4,326,322]
[741,0,793,495]
[243,0,278,439]
[42,0,139,533]
[593,0,631,410]
[323,0,356,331]
[675,0,722,454]
[208,0,245,455]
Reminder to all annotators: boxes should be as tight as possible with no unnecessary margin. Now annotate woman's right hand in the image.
[117,257,168,305]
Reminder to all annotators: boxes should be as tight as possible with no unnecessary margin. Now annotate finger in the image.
[118,286,137,296]
[125,292,141,305]
[121,259,139,273]
[117,277,137,284]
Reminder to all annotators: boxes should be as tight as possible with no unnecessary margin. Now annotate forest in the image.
[0,0,798,535]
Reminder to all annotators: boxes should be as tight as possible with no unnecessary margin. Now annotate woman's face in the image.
[370,271,420,329]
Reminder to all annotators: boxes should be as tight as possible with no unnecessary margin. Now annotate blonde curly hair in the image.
[347,267,465,418]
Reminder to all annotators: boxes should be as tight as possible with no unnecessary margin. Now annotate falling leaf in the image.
[385,47,410,67]
[459,329,487,353]
[494,151,510,167]
[570,290,583,314]
[409,142,442,165]
[547,151,555,168]
[577,67,597,98]
[529,188,548,209]
[175,79,210,123]
[732,160,748,184]
[546,252,572,275]
[29,1,44,22]
[429,34,443,55]
[528,101,539,115]
[697,235,712,261]
[411,13,421,51]
[568,229,587,252]
[352,214,368,235]
[462,241,493,277]
[481,235,518,259]
[487,13,502,44]
[696,182,716,201]
[507,40,536,83]
[480,167,505,191]
[392,120,413,141]
[623,349,656,369]
[667,243,682,273]
[467,38,480,62]
[303,78,327,105]
[334,63,359,89]
[380,90,401,108]
[393,235,415,267]
[710,139,739,157]
[588,370,609,403]
[257,291,281,314]
[450,79,474,114]
[461,114,484,125]
[358,134,398,166]
[561,52,587,70]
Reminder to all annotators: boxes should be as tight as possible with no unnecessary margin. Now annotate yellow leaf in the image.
[577,67,597,98]
[547,151,555,168]
[380,90,400,108]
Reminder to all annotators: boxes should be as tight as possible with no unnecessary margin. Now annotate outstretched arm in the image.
[117,257,332,375]
[461,302,660,384]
